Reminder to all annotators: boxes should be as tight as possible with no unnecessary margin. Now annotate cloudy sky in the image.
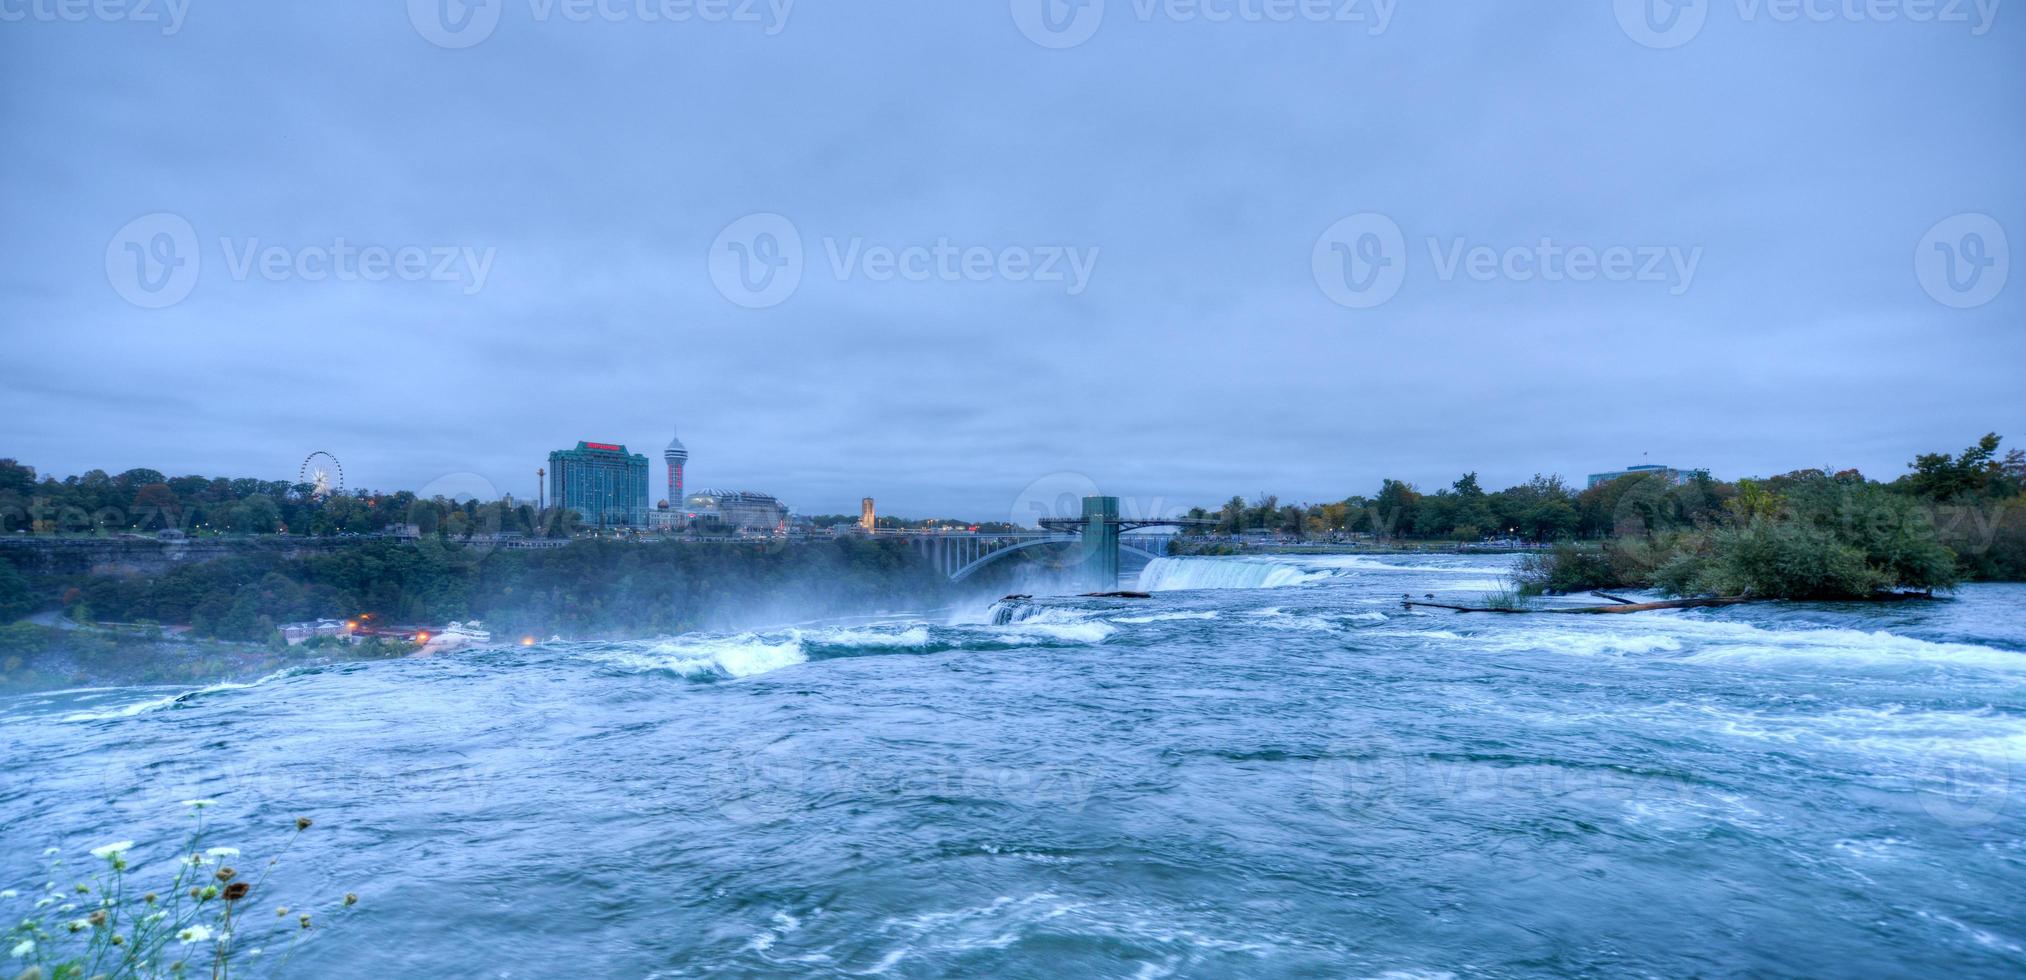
[1,1,2020,521]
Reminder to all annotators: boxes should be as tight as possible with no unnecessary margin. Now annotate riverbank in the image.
[2,536,955,647]
[0,622,413,695]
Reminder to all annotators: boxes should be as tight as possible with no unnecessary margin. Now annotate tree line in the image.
[1180,434,2026,588]
[0,460,574,539]
[5,536,947,642]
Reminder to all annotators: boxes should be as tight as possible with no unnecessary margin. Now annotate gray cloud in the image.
[1,3,2020,518]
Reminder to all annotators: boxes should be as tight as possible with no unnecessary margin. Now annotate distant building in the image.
[1586,464,1710,489]
[860,497,876,533]
[684,490,789,536]
[663,429,688,512]
[280,619,352,645]
[548,441,651,527]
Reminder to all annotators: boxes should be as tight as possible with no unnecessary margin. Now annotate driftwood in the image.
[1404,596,1754,614]
[1083,591,1153,599]
[1404,600,1529,614]
[1404,592,1941,615]
[1590,591,1637,605]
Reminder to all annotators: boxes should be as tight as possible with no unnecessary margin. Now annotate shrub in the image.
[1682,520,1891,599]
[1515,543,1618,595]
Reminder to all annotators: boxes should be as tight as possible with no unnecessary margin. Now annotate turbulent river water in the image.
[4,553,2023,977]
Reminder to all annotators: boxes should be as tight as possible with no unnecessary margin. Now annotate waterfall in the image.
[1135,557,1332,591]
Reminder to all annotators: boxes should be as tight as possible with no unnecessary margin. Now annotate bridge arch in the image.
[947,537,1166,584]
[949,536,1070,583]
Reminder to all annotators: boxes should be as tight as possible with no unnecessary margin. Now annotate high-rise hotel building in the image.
[548,441,650,528]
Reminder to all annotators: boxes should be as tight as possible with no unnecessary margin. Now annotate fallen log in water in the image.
[1403,592,1940,615]
[1403,600,1530,614]
[1550,596,1760,614]
[1403,596,1753,614]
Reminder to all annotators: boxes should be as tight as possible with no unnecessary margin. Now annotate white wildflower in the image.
[180,799,217,808]
[176,924,214,944]
[9,938,31,958]
[34,897,54,909]
[41,848,58,856]
[0,889,15,898]
[205,847,240,857]
[89,841,135,860]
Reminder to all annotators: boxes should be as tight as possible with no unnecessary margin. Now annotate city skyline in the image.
[2,426,2004,523]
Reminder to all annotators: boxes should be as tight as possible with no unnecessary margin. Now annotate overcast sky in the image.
[1,1,2020,521]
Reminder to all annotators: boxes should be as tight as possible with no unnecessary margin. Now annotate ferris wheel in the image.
[299,451,344,499]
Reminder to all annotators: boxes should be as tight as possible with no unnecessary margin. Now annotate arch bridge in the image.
[897,497,1214,589]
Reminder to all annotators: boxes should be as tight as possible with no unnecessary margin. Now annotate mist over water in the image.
[4,554,2023,977]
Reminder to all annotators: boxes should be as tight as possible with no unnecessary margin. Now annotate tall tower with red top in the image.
[664,428,689,509]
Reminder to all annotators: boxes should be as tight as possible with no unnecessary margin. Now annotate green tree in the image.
[0,561,33,623]
[1216,496,1245,535]
[1373,480,1420,538]
[231,495,283,534]
[1904,433,2003,501]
